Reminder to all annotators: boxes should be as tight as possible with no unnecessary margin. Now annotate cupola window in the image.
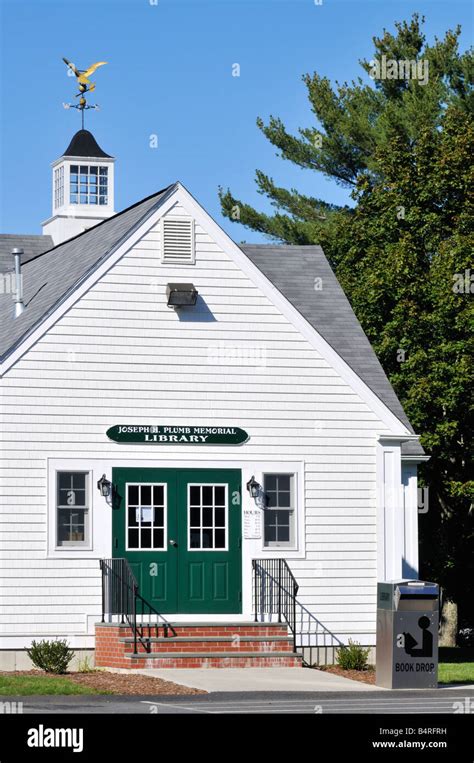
[54,166,64,209]
[70,165,108,205]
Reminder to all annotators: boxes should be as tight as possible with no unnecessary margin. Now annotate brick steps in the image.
[126,652,302,669]
[121,636,293,654]
[95,621,302,669]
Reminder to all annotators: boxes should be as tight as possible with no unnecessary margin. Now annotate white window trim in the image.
[54,469,92,551]
[125,482,168,552]
[187,483,229,552]
[262,472,296,549]
[248,463,304,556]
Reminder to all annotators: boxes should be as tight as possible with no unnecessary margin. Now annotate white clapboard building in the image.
[0,130,427,669]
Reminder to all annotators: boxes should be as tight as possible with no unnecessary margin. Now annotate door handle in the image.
[169,539,178,547]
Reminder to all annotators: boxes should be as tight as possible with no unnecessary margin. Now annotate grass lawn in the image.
[0,670,203,696]
[438,647,474,685]
[0,673,109,695]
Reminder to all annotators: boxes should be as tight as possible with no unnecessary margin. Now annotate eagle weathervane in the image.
[62,58,108,129]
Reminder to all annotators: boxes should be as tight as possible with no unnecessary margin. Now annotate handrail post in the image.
[100,560,105,623]
[277,559,282,623]
[133,584,137,655]
[293,576,297,653]
[253,561,258,622]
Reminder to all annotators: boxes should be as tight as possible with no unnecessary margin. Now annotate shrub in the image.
[27,639,75,674]
[336,640,370,671]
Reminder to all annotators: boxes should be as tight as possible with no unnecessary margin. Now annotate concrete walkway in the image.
[136,667,382,692]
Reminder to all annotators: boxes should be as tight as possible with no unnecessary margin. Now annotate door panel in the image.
[112,467,241,614]
[177,469,242,614]
[112,468,178,611]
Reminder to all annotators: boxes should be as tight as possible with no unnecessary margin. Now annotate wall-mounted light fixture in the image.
[246,475,262,502]
[97,474,112,497]
[166,283,198,308]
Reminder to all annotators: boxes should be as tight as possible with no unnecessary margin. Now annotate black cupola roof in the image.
[62,129,112,159]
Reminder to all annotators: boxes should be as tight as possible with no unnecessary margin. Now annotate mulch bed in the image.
[315,665,376,685]
[1,670,206,695]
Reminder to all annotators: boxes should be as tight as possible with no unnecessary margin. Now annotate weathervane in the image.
[62,58,108,129]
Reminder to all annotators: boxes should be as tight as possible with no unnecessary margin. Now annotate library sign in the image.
[106,425,249,445]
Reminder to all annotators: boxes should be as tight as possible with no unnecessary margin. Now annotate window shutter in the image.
[161,218,195,264]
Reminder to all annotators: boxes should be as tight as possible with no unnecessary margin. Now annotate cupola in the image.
[42,129,115,245]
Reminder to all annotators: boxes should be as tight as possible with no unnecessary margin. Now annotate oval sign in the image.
[106,425,249,445]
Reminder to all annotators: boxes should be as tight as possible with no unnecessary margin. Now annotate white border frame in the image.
[124,482,168,552]
[261,471,297,550]
[52,468,93,553]
[187,482,229,552]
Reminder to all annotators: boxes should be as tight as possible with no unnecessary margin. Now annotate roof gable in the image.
[0,182,422,453]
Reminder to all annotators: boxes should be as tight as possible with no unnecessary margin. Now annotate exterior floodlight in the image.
[166,283,198,308]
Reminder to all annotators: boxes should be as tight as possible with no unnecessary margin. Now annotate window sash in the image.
[263,473,295,548]
[56,471,89,547]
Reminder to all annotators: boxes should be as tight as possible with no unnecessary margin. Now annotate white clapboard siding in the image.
[0,205,393,646]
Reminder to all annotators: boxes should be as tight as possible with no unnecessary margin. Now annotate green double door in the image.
[112,468,242,614]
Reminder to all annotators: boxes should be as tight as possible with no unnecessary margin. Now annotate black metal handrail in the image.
[252,558,343,664]
[100,558,176,654]
[252,559,299,651]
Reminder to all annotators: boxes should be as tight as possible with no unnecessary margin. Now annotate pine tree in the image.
[219,15,474,631]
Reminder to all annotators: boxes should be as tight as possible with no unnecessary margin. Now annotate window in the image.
[54,166,64,209]
[263,473,295,547]
[70,165,108,205]
[188,484,227,550]
[126,484,166,550]
[56,472,89,546]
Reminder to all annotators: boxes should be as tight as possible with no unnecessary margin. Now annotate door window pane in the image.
[126,483,166,550]
[188,484,228,550]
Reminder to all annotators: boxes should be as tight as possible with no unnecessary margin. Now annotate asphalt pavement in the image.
[8,689,474,714]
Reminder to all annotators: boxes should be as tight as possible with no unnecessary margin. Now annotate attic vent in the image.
[161,218,195,264]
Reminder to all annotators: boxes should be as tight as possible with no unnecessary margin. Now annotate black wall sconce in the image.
[246,475,262,502]
[97,474,112,498]
[166,283,198,308]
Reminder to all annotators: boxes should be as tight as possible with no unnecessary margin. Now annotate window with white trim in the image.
[70,165,108,205]
[263,473,295,547]
[188,484,228,550]
[56,472,89,546]
[54,166,64,209]
[126,483,166,550]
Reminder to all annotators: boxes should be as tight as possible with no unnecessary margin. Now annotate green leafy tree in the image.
[219,15,474,631]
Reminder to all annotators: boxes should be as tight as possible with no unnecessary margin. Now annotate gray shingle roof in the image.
[241,245,424,456]
[0,188,423,456]
[0,234,53,272]
[0,185,175,360]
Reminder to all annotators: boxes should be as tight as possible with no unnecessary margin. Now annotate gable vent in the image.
[161,218,195,264]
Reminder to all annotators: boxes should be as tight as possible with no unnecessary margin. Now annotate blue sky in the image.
[0,0,472,241]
